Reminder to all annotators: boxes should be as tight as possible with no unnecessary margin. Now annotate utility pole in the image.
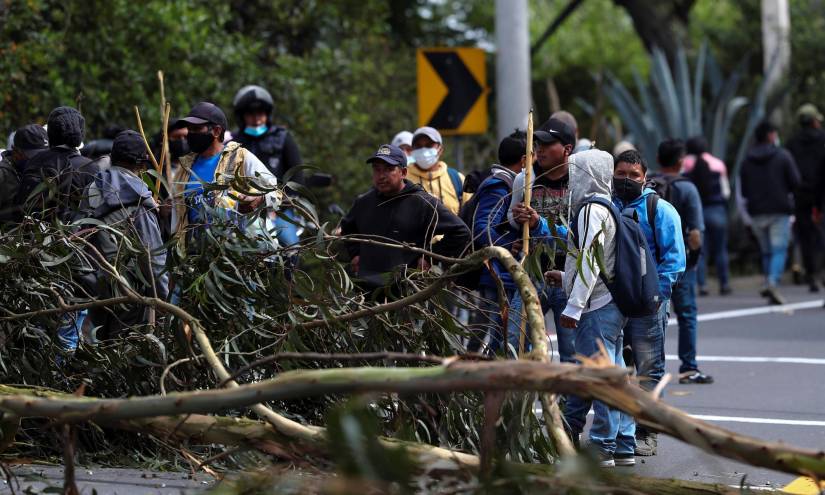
[495,0,531,141]
[761,0,791,125]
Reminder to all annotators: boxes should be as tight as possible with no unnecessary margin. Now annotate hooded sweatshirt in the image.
[340,179,470,287]
[83,166,169,302]
[785,127,825,207]
[406,161,471,215]
[561,150,617,321]
[739,143,801,216]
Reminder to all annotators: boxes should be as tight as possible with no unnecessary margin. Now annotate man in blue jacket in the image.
[467,130,535,353]
[612,149,685,456]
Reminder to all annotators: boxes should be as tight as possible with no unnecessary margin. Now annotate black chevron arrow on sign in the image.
[424,51,483,130]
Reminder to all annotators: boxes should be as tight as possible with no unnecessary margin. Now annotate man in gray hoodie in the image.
[83,130,168,338]
[548,149,635,468]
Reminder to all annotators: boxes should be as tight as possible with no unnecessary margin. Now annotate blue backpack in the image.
[572,196,660,318]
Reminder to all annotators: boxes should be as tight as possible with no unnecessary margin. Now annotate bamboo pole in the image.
[518,109,534,356]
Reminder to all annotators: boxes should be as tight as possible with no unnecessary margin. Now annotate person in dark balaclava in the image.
[18,106,97,221]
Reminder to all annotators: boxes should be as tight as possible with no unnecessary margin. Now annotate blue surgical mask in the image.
[244,125,268,137]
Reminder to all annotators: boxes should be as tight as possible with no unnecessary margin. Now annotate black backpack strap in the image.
[646,194,661,263]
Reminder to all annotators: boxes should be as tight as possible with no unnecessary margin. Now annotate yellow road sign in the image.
[417,47,488,135]
[783,476,825,494]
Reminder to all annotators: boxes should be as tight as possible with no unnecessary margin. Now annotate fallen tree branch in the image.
[0,360,823,478]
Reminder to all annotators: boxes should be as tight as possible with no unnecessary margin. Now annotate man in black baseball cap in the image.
[507,116,578,363]
[340,143,470,288]
[82,129,169,338]
[170,101,277,248]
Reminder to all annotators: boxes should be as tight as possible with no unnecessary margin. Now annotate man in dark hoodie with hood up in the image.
[0,124,48,222]
[18,106,96,221]
[786,104,825,292]
[340,144,470,289]
[740,121,801,305]
[82,130,168,338]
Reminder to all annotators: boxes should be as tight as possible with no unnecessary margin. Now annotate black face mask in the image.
[169,139,190,159]
[613,177,644,203]
[186,131,214,154]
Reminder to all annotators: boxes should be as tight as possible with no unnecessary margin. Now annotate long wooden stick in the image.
[133,106,161,178]
[518,109,534,356]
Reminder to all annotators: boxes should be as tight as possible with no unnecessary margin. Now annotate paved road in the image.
[630,276,825,490]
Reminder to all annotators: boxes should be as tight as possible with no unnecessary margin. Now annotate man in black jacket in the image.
[18,106,97,221]
[0,124,48,222]
[340,144,470,288]
[740,121,802,304]
[786,104,825,292]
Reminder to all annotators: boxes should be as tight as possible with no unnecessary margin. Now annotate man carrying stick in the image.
[506,118,576,358]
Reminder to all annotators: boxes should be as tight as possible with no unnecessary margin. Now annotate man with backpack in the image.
[464,130,538,353]
[650,139,713,385]
[407,127,470,215]
[612,149,685,456]
[552,149,641,467]
[81,130,169,338]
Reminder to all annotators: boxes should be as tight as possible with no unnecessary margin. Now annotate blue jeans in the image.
[672,268,698,373]
[623,302,668,392]
[57,309,87,351]
[507,282,573,361]
[467,285,515,354]
[698,204,730,289]
[752,214,791,288]
[275,207,301,247]
[563,302,635,455]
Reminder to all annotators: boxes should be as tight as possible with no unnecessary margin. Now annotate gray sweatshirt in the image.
[562,149,617,320]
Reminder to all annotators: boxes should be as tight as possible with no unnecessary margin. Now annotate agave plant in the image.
[601,41,780,183]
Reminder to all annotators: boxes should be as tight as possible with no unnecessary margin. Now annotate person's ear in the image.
[563,144,573,157]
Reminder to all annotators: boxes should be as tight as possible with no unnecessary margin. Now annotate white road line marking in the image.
[689,415,825,427]
[667,299,824,326]
[532,408,825,426]
[665,354,825,365]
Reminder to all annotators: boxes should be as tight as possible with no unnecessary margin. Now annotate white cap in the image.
[412,126,442,145]
[612,140,637,158]
[391,130,413,148]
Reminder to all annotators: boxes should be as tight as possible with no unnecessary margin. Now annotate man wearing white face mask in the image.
[408,126,471,215]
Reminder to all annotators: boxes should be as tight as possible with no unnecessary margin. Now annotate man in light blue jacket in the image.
[612,149,685,457]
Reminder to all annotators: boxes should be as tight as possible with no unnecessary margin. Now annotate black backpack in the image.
[645,174,700,268]
[572,197,661,318]
[455,166,516,290]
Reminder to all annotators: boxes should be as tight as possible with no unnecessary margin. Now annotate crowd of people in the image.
[2,84,823,468]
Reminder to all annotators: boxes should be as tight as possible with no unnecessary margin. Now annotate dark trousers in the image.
[794,201,824,281]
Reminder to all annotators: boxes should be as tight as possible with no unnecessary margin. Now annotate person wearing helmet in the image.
[232,85,303,185]
[232,85,303,247]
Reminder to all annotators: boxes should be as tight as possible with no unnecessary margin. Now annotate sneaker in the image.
[596,450,615,468]
[614,453,636,466]
[720,286,733,296]
[809,282,820,293]
[634,432,658,456]
[764,287,786,306]
[698,287,709,297]
[679,370,714,384]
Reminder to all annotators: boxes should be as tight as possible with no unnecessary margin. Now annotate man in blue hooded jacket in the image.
[466,130,539,353]
[612,149,685,456]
